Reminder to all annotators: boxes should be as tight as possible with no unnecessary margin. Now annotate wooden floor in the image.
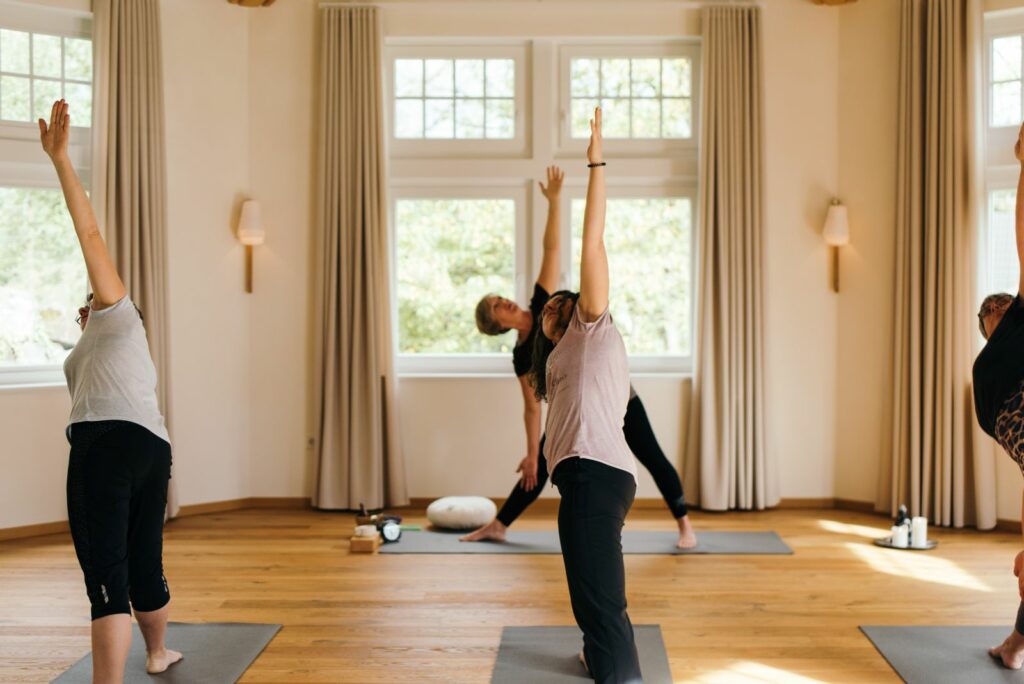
[1,507,1022,683]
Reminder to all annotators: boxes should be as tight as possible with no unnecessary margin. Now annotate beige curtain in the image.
[684,5,776,511]
[92,0,177,517]
[882,0,995,530]
[313,7,407,510]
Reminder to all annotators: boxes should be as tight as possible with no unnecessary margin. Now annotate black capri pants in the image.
[66,421,172,620]
[553,457,642,684]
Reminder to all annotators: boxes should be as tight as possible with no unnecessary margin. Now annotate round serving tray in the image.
[873,537,938,551]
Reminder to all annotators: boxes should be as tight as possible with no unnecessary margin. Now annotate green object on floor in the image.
[400,524,422,531]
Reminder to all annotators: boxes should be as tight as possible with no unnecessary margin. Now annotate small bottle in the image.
[895,504,910,527]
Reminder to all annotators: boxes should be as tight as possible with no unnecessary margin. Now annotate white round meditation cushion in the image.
[426,496,497,530]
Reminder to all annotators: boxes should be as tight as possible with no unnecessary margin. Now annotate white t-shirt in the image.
[63,296,169,443]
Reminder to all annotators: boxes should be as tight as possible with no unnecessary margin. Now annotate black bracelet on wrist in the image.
[587,162,606,168]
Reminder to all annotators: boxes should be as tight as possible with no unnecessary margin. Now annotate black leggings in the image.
[497,394,687,526]
[67,421,172,620]
[553,457,642,684]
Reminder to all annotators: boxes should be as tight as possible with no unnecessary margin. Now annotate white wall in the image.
[160,0,254,507]
[247,0,318,499]
[0,387,71,528]
[761,0,840,499]
[834,0,899,508]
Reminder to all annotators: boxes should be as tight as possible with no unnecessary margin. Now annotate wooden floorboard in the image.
[0,507,1019,682]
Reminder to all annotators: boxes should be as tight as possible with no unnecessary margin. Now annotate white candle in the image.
[911,516,928,548]
[892,523,909,548]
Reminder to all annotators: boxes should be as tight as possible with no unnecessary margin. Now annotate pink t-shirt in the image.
[542,306,637,482]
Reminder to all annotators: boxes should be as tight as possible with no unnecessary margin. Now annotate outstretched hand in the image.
[539,165,564,200]
[516,455,539,492]
[587,107,603,165]
[38,99,70,161]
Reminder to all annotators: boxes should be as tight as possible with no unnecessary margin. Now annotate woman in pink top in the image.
[529,108,642,684]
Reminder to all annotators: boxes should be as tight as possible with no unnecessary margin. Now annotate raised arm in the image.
[577,107,607,323]
[515,374,542,491]
[38,100,126,309]
[536,165,564,293]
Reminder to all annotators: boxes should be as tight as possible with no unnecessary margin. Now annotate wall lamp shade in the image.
[823,199,848,293]
[238,200,265,293]
[238,200,266,246]
[823,202,850,246]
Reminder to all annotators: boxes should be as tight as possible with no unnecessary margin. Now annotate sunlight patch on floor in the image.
[685,661,829,683]
[817,519,891,540]
[846,542,992,592]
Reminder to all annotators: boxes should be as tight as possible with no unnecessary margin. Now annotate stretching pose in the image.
[467,168,697,549]
[977,122,1024,671]
[40,101,181,683]
[532,108,641,683]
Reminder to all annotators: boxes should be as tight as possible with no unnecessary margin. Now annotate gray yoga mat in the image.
[861,625,1024,684]
[380,529,792,555]
[53,622,281,684]
[491,624,671,683]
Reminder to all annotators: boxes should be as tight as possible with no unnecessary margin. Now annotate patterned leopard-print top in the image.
[995,378,1024,476]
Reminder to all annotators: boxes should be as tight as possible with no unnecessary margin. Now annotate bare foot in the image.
[990,630,1024,669]
[460,519,507,542]
[146,648,183,674]
[676,514,698,549]
[578,650,589,674]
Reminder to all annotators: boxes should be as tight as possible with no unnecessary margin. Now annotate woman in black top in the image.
[467,166,698,548]
[976,124,1024,670]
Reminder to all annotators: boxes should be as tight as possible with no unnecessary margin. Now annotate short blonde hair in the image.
[475,294,509,336]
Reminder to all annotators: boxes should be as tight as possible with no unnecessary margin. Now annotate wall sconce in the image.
[237,200,266,294]
[823,198,849,293]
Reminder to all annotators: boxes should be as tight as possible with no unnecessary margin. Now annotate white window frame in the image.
[388,37,700,376]
[0,1,93,388]
[385,41,530,159]
[984,10,1024,164]
[390,183,529,374]
[564,183,697,374]
[557,40,700,158]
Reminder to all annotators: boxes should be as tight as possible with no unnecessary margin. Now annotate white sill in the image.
[398,371,694,379]
[398,353,691,376]
[0,365,67,389]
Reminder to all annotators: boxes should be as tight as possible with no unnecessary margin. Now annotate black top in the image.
[974,295,1024,437]
[512,283,550,377]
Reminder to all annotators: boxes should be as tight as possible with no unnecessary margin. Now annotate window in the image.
[991,34,1022,127]
[394,196,518,354]
[559,43,699,154]
[0,28,93,126]
[387,44,527,157]
[0,4,92,386]
[387,39,699,374]
[0,187,88,366]
[985,188,1019,295]
[567,57,692,139]
[394,58,515,140]
[570,195,694,358]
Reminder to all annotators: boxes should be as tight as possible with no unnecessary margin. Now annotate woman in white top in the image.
[529,108,642,684]
[40,100,181,683]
